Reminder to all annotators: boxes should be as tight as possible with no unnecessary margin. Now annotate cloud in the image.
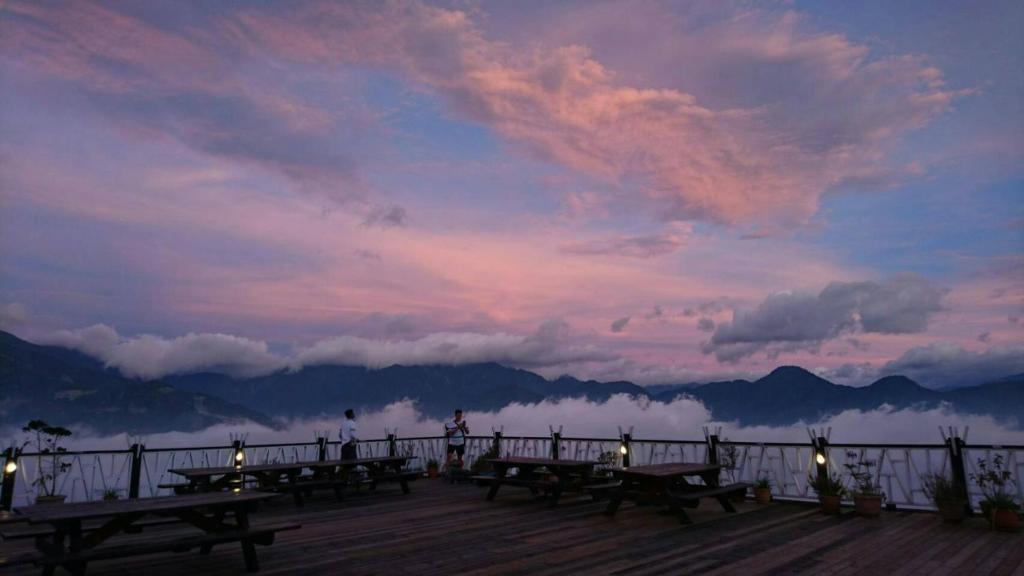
[37,396,1024,450]
[880,342,1024,388]
[294,319,618,371]
[561,232,689,258]
[696,317,716,332]
[978,332,992,343]
[228,1,964,228]
[704,275,947,362]
[362,205,407,228]
[644,305,664,320]
[42,324,285,380]
[0,302,29,331]
[610,317,630,333]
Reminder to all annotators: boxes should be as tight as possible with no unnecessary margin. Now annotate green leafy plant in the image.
[426,458,439,469]
[755,474,771,489]
[921,473,961,504]
[971,455,1019,511]
[808,472,847,497]
[101,488,121,501]
[719,440,740,483]
[844,451,882,497]
[596,450,620,468]
[21,420,73,497]
[470,445,499,474]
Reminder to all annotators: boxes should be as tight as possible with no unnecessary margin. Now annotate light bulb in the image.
[235,451,245,462]
[815,453,826,465]
[3,461,16,474]
[619,444,628,455]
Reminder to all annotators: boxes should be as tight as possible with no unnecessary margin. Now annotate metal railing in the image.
[3,431,1021,512]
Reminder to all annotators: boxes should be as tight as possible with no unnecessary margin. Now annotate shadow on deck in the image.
[2,479,1021,575]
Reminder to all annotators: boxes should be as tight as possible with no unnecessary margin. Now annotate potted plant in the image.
[426,459,439,478]
[844,451,884,518]
[921,472,966,523]
[754,474,772,505]
[101,488,121,501]
[471,445,499,485]
[21,420,73,504]
[971,455,1020,532]
[808,472,846,514]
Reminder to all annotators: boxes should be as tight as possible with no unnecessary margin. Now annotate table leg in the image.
[486,464,508,501]
[548,473,566,508]
[234,505,259,573]
[605,479,629,516]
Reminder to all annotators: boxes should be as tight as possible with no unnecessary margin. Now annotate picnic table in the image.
[601,463,751,524]
[168,456,415,506]
[0,491,297,575]
[476,457,601,507]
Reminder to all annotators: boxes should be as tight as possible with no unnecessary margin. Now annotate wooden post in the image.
[492,431,502,456]
[707,434,720,465]
[387,433,397,457]
[1,447,18,511]
[621,433,632,468]
[551,432,561,461]
[128,443,144,499]
[945,435,972,516]
[814,436,829,481]
[317,436,328,462]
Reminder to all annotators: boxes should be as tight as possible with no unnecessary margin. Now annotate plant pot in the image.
[819,495,842,515]
[991,508,1020,532]
[935,500,966,523]
[427,466,438,478]
[35,495,66,505]
[853,494,883,518]
[754,487,772,505]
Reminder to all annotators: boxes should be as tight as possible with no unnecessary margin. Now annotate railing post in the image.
[387,433,397,457]
[1,447,19,511]
[813,436,829,480]
[492,431,502,456]
[128,443,144,499]
[551,432,561,461]
[317,436,328,462]
[621,433,632,468]
[707,434,720,465]
[946,435,972,515]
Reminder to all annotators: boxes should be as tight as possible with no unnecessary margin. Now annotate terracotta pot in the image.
[935,500,966,523]
[854,494,883,518]
[754,487,772,505]
[819,495,842,515]
[427,466,439,478]
[35,495,66,505]
[991,508,1020,532]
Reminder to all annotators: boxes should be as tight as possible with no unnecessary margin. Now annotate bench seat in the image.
[669,482,752,504]
[31,522,300,573]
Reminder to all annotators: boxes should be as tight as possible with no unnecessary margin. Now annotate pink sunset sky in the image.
[0,0,1021,388]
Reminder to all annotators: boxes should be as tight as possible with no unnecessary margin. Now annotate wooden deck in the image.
[2,479,1021,575]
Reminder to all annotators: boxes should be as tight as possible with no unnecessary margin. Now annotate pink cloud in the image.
[228,1,966,228]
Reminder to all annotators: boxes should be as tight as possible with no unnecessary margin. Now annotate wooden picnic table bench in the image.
[603,463,750,524]
[478,457,603,507]
[169,456,414,506]
[0,491,298,575]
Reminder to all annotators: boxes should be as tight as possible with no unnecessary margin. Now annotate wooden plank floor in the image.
[2,479,1021,575]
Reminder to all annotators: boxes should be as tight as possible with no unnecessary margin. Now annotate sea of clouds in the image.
[10,395,1021,452]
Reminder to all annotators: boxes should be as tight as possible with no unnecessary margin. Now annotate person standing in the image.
[444,408,469,469]
[339,408,359,460]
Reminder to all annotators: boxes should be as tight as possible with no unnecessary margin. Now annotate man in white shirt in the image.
[444,408,469,469]
[339,409,358,460]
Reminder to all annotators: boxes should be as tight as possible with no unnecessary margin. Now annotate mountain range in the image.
[1,330,1021,435]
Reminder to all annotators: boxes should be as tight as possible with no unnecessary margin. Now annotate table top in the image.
[612,463,721,478]
[170,456,409,477]
[488,457,598,468]
[13,491,278,524]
